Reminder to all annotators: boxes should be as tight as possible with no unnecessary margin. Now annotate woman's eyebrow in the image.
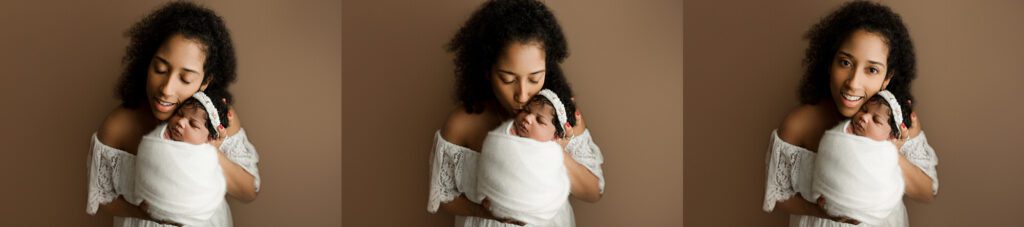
[838,51,886,67]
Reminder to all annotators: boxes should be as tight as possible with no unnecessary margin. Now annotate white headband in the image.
[192,91,222,137]
[536,89,568,132]
[875,90,904,138]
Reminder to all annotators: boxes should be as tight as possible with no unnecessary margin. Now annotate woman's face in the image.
[146,34,208,121]
[829,29,892,117]
[491,41,546,115]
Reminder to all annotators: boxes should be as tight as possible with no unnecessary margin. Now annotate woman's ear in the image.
[199,74,212,91]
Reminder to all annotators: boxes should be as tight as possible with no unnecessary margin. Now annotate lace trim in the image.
[427,131,477,213]
[566,129,606,193]
[900,131,939,195]
[220,128,261,192]
[87,133,135,215]
[763,130,815,212]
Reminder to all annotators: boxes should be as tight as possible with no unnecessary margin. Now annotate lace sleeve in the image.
[763,130,816,212]
[566,129,606,194]
[427,131,479,213]
[87,133,136,215]
[900,131,939,195]
[220,128,261,192]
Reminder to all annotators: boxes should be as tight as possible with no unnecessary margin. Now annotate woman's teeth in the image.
[159,101,174,106]
[842,94,863,101]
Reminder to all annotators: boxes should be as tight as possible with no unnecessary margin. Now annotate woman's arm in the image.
[561,111,602,202]
[97,196,148,219]
[216,108,259,202]
[898,113,935,203]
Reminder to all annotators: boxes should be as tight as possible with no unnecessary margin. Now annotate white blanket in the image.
[132,123,226,226]
[474,120,570,225]
[812,120,904,225]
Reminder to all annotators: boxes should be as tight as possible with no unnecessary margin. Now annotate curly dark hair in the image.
[178,90,231,139]
[799,1,916,105]
[865,93,913,138]
[117,1,237,108]
[527,74,577,137]
[447,0,570,114]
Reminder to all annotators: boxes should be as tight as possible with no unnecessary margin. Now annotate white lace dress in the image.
[87,129,261,227]
[763,129,939,227]
[427,129,605,227]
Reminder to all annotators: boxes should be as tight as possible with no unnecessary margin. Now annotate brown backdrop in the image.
[342,0,683,226]
[685,0,1024,226]
[0,0,340,226]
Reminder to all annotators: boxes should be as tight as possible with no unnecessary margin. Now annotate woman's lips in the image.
[840,92,863,108]
[154,98,176,113]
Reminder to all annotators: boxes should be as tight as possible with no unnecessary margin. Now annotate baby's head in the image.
[165,91,231,145]
[849,90,912,141]
[511,89,577,142]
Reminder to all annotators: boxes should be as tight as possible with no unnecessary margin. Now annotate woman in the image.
[87,2,260,226]
[426,0,604,226]
[762,1,938,226]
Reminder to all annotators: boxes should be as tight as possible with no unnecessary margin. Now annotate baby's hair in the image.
[178,90,231,139]
[865,94,913,138]
[527,88,576,138]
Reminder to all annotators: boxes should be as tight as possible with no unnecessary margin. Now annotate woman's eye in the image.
[839,59,851,67]
[869,67,879,74]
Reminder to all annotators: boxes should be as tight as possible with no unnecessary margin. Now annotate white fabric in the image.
[474,120,570,225]
[763,127,939,227]
[131,123,226,226]
[88,127,259,227]
[427,125,603,227]
[811,121,904,226]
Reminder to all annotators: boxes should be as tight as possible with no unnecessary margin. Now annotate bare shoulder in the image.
[97,107,145,152]
[440,106,498,148]
[778,104,833,148]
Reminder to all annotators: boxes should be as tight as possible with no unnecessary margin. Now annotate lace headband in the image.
[875,90,904,138]
[192,91,223,137]
[536,89,569,133]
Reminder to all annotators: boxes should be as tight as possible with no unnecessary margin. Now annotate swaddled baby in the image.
[811,90,911,225]
[475,89,577,226]
[132,91,229,226]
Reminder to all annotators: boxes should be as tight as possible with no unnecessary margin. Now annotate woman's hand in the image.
[815,197,861,225]
[138,200,183,227]
[480,197,526,226]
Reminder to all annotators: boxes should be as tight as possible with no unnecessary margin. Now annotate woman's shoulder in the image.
[97,106,148,152]
[440,106,500,147]
[778,103,835,147]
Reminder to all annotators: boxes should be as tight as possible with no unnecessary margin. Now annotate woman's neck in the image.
[131,106,162,132]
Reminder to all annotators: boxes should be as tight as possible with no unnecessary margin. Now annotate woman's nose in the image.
[514,81,530,104]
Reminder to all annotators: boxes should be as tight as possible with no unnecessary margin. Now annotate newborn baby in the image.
[133,91,229,226]
[811,90,910,225]
[475,89,577,226]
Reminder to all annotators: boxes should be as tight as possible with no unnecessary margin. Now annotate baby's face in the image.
[165,104,211,145]
[511,101,558,142]
[849,101,893,141]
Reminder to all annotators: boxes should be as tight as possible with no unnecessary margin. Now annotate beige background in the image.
[685,0,1024,226]
[342,0,682,226]
[0,0,340,225]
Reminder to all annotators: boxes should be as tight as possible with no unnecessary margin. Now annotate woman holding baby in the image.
[762,1,939,226]
[425,0,605,226]
[87,2,260,226]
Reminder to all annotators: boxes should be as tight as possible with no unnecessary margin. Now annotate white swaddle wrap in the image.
[812,120,904,225]
[474,120,570,225]
[132,123,226,226]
